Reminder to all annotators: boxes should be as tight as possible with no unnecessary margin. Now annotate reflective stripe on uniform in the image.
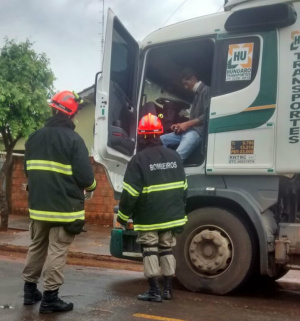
[29,208,84,222]
[86,178,97,191]
[123,182,140,197]
[134,216,188,231]
[184,179,188,190]
[26,160,73,175]
[142,181,185,193]
[118,210,129,221]
[159,251,173,257]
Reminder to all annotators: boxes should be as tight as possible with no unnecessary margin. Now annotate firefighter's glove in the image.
[120,224,126,231]
[117,217,127,231]
[85,191,94,200]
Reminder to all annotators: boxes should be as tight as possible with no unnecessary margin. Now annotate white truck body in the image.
[94,0,300,294]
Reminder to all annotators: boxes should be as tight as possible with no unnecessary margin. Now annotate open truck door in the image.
[94,9,139,194]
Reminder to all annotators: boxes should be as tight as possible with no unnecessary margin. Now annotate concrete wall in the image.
[11,155,118,226]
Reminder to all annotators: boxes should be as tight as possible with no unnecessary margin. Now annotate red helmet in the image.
[138,113,163,135]
[49,90,82,116]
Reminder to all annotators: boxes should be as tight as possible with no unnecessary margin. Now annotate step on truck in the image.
[93,0,300,294]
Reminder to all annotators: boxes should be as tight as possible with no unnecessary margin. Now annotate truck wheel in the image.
[173,207,257,295]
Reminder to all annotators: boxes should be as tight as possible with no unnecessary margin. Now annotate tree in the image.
[0,38,55,230]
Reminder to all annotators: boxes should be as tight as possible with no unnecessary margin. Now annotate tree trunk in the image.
[6,156,14,214]
[0,189,9,231]
[0,150,13,231]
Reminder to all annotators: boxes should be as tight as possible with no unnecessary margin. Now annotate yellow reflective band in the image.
[86,179,97,191]
[29,208,84,222]
[142,181,185,193]
[123,182,139,197]
[118,210,129,221]
[134,216,188,231]
[184,179,188,190]
[26,160,73,175]
[243,104,276,112]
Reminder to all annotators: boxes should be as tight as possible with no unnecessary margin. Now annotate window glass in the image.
[211,36,260,97]
[107,18,137,156]
[110,20,136,101]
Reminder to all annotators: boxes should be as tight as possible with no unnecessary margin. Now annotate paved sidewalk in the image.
[0,215,143,274]
[0,214,144,273]
[0,215,111,256]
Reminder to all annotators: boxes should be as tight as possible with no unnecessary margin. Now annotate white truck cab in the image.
[94,0,300,295]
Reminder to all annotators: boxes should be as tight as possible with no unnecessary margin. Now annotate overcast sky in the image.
[0,0,224,93]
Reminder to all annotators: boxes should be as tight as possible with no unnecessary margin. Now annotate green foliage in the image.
[0,38,55,147]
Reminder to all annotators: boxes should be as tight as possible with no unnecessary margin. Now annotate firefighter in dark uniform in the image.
[117,113,187,302]
[22,90,97,314]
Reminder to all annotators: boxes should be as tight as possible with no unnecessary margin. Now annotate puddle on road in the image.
[0,304,14,309]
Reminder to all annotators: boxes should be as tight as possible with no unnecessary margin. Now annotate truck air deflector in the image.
[225,3,297,32]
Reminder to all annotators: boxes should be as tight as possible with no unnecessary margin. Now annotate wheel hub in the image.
[189,229,232,275]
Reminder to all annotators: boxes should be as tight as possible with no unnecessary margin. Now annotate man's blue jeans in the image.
[160,130,201,161]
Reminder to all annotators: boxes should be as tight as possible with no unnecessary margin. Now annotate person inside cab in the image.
[160,67,210,161]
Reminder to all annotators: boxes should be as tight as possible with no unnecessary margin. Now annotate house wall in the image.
[74,101,95,155]
[11,155,118,226]
[13,103,95,155]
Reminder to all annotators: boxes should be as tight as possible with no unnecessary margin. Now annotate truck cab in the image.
[94,0,300,294]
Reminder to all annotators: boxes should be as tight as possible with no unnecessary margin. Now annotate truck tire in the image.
[173,207,257,295]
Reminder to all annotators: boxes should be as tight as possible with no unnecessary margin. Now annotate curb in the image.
[0,243,143,272]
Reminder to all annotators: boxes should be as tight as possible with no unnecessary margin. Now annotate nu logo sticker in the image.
[291,31,300,51]
[226,43,254,82]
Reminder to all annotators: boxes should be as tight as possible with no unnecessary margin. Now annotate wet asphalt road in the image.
[0,255,299,321]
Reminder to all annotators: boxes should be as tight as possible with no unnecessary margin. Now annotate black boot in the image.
[39,289,73,314]
[23,282,42,305]
[137,277,162,302]
[162,276,173,300]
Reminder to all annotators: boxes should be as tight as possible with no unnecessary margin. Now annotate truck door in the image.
[207,31,278,174]
[94,9,139,193]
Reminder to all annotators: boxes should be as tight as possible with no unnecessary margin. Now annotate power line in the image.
[161,0,189,27]
[161,0,224,27]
